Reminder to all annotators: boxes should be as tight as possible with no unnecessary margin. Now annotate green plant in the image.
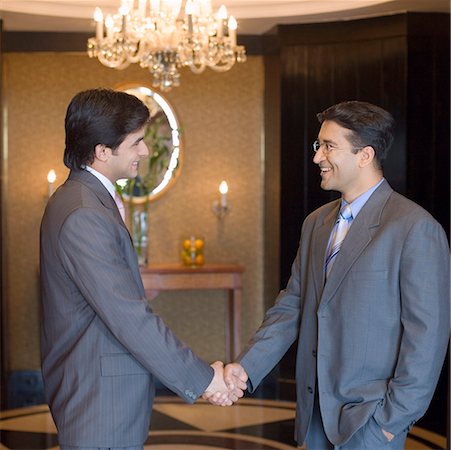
[142,115,173,194]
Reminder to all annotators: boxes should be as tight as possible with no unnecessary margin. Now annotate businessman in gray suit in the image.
[40,88,245,450]
[225,101,449,449]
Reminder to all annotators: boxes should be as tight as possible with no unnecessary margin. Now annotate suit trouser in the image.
[305,393,408,450]
[305,393,334,450]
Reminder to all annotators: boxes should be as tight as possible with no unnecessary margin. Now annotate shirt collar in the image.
[84,166,116,199]
[342,178,385,219]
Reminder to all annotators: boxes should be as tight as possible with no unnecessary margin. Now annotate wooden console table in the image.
[140,263,244,361]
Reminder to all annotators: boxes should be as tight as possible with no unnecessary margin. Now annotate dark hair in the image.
[64,88,150,170]
[317,101,395,168]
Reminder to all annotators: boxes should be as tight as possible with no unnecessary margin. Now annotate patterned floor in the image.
[0,397,447,449]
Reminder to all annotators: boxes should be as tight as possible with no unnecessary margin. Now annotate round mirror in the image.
[115,84,182,203]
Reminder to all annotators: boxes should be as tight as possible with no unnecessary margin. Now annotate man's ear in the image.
[94,144,112,162]
[359,145,375,168]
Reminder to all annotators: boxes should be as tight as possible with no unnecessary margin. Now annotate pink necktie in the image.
[114,192,126,221]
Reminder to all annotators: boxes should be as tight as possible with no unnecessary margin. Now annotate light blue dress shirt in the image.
[343,177,385,219]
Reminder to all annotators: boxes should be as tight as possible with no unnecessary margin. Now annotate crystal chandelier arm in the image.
[115,60,133,70]
[97,46,130,69]
[126,39,147,64]
[204,50,231,69]
[208,59,235,72]
[189,64,206,74]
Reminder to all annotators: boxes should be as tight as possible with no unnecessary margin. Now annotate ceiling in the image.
[1,0,449,34]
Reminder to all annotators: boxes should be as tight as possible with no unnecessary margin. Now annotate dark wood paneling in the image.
[357,40,384,103]
[263,50,282,312]
[333,41,360,101]
[380,37,407,194]
[406,14,450,237]
[278,14,407,45]
[280,45,310,286]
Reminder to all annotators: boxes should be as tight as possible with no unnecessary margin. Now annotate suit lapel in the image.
[319,180,393,309]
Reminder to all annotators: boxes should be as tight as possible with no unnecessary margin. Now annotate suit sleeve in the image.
[57,207,213,403]
[238,233,304,392]
[373,217,450,435]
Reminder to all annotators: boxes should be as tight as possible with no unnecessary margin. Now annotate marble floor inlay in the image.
[0,397,447,450]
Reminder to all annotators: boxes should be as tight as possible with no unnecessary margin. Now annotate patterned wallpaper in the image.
[3,52,265,370]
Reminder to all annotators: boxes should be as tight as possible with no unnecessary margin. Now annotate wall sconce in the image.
[47,170,56,198]
[212,180,229,219]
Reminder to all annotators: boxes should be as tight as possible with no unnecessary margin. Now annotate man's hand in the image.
[224,362,248,392]
[202,361,245,406]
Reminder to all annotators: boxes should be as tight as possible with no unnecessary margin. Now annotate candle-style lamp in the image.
[47,170,56,198]
[94,7,104,40]
[185,0,194,35]
[228,16,237,47]
[212,180,229,218]
[105,14,114,41]
[216,5,227,38]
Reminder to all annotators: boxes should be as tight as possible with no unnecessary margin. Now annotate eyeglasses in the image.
[312,140,335,154]
[313,139,366,154]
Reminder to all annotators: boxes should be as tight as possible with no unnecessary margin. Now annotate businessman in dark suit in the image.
[40,88,245,450]
[225,101,449,449]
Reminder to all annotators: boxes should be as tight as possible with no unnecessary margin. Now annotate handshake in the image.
[202,361,248,406]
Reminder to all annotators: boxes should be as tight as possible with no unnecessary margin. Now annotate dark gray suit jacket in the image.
[40,170,213,447]
[239,180,450,446]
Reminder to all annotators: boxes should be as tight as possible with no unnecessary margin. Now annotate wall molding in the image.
[2,31,263,54]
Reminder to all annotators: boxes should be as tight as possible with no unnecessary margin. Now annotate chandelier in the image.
[87,0,247,91]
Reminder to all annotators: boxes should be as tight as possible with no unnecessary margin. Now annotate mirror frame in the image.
[115,82,183,204]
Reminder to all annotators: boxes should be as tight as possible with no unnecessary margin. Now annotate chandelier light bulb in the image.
[138,0,147,16]
[185,0,194,14]
[150,0,160,13]
[105,14,114,29]
[217,4,228,19]
[164,0,182,17]
[199,0,212,17]
[119,3,130,15]
[94,7,103,22]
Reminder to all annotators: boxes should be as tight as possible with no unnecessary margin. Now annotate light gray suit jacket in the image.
[239,180,450,446]
[40,170,213,447]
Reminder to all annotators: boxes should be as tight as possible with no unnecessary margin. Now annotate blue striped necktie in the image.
[325,204,353,277]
